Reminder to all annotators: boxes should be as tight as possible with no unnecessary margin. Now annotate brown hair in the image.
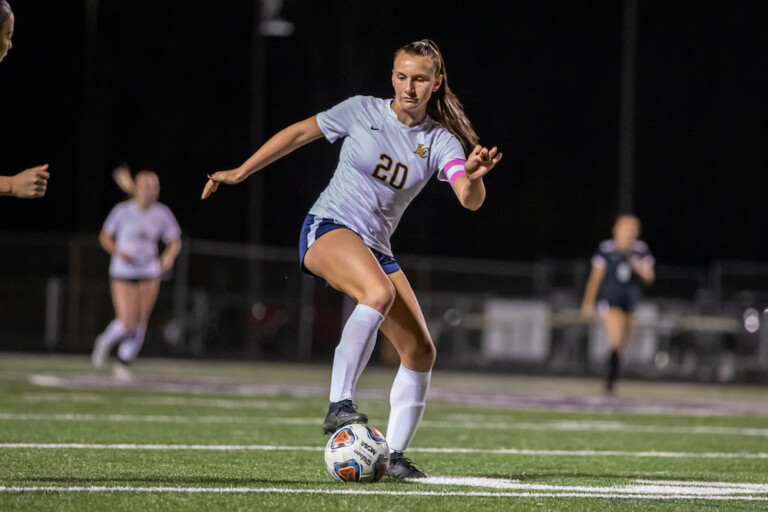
[0,1,12,27]
[395,39,479,154]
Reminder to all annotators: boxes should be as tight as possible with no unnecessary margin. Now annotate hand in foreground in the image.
[10,165,50,198]
[201,168,245,199]
[465,145,502,181]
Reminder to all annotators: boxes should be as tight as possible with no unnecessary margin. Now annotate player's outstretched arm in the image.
[452,145,502,210]
[202,116,325,199]
[0,164,50,198]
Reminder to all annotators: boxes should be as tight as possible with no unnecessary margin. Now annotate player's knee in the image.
[362,280,396,314]
[420,341,437,368]
[405,338,436,371]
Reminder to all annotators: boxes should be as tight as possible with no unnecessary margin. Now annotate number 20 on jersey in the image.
[372,153,408,190]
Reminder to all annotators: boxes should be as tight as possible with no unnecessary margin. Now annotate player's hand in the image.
[629,257,653,281]
[581,302,595,320]
[160,253,175,273]
[465,145,502,181]
[10,164,49,198]
[201,168,246,199]
[116,251,134,264]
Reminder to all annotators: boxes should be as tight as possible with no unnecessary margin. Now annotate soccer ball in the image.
[324,424,389,483]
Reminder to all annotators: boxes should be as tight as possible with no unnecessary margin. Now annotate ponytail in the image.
[395,39,479,154]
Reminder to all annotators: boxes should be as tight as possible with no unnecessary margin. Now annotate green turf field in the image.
[1,353,767,511]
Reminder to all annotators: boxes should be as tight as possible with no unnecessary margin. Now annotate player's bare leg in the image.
[305,229,395,434]
[379,270,435,478]
[92,280,139,368]
[116,278,160,370]
[603,308,628,394]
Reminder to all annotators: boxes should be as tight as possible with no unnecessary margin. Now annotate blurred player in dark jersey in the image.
[581,214,655,393]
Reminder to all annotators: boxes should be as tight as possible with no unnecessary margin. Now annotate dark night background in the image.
[1,0,766,266]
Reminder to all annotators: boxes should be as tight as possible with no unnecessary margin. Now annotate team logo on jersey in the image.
[414,144,429,158]
[616,262,632,283]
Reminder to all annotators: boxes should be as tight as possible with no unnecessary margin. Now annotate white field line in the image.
[432,399,768,418]
[0,485,765,501]
[125,397,299,410]
[0,443,766,460]
[419,476,768,495]
[20,393,105,403]
[18,393,298,411]
[2,411,766,438]
[424,420,768,437]
[0,443,322,452]
[0,413,316,425]
[635,479,768,490]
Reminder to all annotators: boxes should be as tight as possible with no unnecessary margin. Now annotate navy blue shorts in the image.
[298,214,401,278]
[600,285,642,313]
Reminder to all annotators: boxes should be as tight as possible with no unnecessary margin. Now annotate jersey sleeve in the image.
[316,96,366,144]
[102,203,123,236]
[591,243,608,268]
[434,132,467,187]
[159,205,182,243]
[633,241,655,265]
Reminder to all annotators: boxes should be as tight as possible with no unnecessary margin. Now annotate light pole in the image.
[618,0,638,214]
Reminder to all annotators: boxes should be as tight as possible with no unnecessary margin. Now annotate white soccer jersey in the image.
[312,95,466,256]
[103,200,182,279]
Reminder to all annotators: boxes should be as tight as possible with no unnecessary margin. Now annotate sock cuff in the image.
[353,303,385,324]
[396,364,431,385]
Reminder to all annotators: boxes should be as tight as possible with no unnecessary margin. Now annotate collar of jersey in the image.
[386,99,433,131]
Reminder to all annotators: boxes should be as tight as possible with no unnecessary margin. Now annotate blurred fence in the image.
[1,232,767,383]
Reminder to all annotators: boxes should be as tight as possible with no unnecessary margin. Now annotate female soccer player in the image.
[581,214,655,393]
[92,171,182,378]
[0,0,13,63]
[202,39,501,478]
[0,0,49,199]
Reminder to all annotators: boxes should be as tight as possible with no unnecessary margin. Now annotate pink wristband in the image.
[449,170,466,188]
[444,159,466,189]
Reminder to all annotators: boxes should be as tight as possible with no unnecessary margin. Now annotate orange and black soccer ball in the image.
[324,424,389,483]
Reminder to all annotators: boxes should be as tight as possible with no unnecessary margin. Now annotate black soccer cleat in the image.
[386,451,427,479]
[322,399,368,435]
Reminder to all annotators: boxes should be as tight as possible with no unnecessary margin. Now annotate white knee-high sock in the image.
[117,323,147,363]
[98,320,133,351]
[329,304,385,402]
[386,364,431,453]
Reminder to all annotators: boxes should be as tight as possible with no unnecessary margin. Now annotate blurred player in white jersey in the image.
[92,171,182,378]
[581,214,655,393]
[0,0,49,199]
[203,39,501,478]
